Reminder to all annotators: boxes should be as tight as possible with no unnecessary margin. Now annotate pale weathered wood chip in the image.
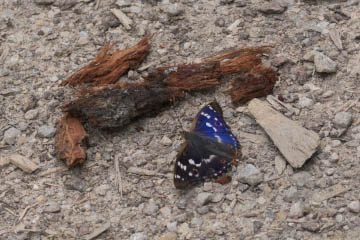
[9,154,39,173]
[248,98,320,168]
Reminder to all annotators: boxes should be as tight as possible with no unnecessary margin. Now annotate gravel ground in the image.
[1,0,360,239]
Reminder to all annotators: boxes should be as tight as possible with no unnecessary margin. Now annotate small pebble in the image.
[348,200,360,213]
[237,164,264,186]
[335,214,344,223]
[289,201,305,218]
[143,199,159,215]
[130,232,147,240]
[292,171,311,187]
[166,3,184,16]
[275,155,287,175]
[333,112,352,128]
[24,109,39,120]
[298,96,314,108]
[37,125,56,138]
[3,127,21,145]
[196,192,212,206]
[314,52,337,73]
[160,136,172,146]
[167,221,177,232]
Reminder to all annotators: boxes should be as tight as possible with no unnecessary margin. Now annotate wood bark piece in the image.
[226,65,278,104]
[60,37,151,86]
[61,46,278,129]
[63,83,171,129]
[55,113,88,167]
[9,154,39,173]
[248,98,320,168]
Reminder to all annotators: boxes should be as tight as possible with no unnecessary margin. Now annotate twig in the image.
[286,219,318,223]
[110,9,132,30]
[84,222,111,240]
[115,155,123,198]
[127,167,166,177]
[4,208,17,216]
[95,0,100,9]
[38,167,65,177]
[18,203,38,222]
[312,185,352,204]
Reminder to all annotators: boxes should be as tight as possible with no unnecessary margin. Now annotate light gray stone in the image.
[237,164,264,186]
[314,52,337,73]
[166,4,184,16]
[160,136,172,146]
[24,109,39,120]
[298,96,314,108]
[143,199,159,215]
[196,192,212,206]
[348,200,360,213]
[289,201,305,218]
[43,202,61,213]
[3,127,21,145]
[284,186,298,202]
[275,155,287,175]
[130,232,147,240]
[333,112,352,128]
[37,125,56,138]
[94,184,110,196]
[167,221,177,232]
[292,171,311,187]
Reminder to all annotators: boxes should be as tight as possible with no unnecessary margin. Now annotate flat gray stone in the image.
[248,99,320,168]
[3,127,21,145]
[275,155,287,175]
[289,201,305,218]
[333,112,352,128]
[196,192,212,206]
[166,3,184,16]
[348,200,360,213]
[130,232,147,240]
[314,51,337,73]
[237,164,264,186]
[258,2,286,14]
[37,125,56,138]
[24,109,39,120]
[143,199,159,215]
[292,171,312,187]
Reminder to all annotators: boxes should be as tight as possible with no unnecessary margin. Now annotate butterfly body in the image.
[174,101,241,189]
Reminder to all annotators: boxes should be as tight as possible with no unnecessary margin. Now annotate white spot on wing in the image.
[188,159,195,165]
[214,134,222,143]
[206,122,212,128]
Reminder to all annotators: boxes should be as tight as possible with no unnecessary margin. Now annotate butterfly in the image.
[174,101,241,189]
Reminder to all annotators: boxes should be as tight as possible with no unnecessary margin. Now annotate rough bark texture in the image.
[60,37,151,86]
[55,113,88,167]
[60,46,278,129]
[226,65,278,104]
[62,83,171,129]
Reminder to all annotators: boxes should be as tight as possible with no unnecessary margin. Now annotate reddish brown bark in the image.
[55,113,88,167]
[60,37,151,86]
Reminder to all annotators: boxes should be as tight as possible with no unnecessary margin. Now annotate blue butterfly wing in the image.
[174,102,241,189]
[191,102,241,150]
[174,132,235,189]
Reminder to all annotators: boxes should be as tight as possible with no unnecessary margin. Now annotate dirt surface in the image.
[1,0,360,239]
